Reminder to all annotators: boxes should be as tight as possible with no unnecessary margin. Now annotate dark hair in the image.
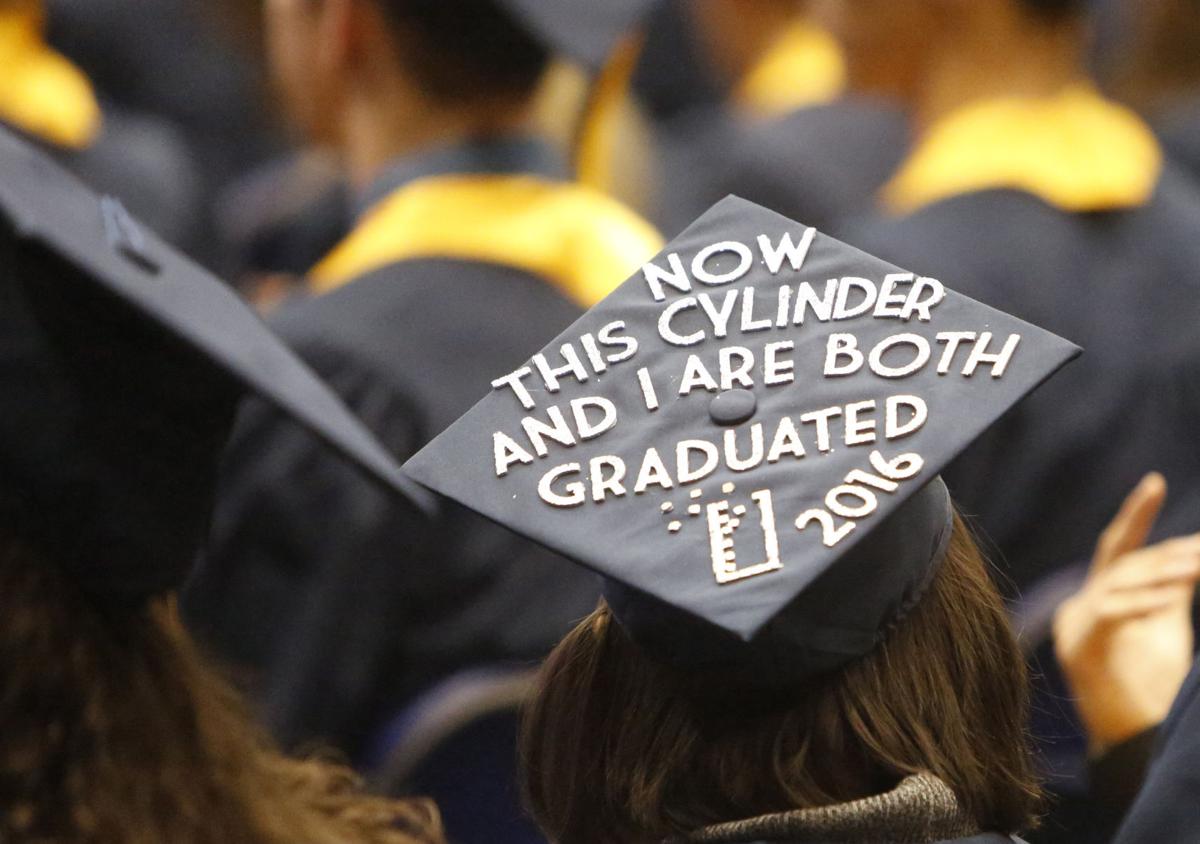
[1017,0,1088,21]
[0,534,443,844]
[520,514,1042,843]
[377,0,549,106]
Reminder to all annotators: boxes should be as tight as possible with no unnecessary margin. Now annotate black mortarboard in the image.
[0,126,428,603]
[404,197,1079,686]
[496,0,659,71]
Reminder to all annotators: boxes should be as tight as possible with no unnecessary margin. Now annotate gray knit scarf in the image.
[677,774,982,844]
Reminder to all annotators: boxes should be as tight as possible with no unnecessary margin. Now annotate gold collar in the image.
[310,173,662,306]
[882,85,1162,215]
[735,18,846,118]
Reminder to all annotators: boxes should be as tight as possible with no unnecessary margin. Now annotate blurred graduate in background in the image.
[0,0,202,252]
[184,0,663,761]
[832,2,1200,837]
[637,0,909,238]
[838,0,1200,597]
[0,127,441,844]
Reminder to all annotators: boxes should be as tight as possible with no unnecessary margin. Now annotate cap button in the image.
[709,389,757,427]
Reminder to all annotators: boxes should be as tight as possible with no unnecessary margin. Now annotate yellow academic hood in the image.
[0,0,101,149]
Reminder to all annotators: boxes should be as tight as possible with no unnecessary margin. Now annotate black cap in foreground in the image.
[0,126,429,602]
[404,196,1079,685]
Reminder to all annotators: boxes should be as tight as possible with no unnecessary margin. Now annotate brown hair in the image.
[521,514,1041,843]
[377,0,549,107]
[0,535,443,844]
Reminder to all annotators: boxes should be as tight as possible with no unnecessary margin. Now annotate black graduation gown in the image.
[185,257,601,755]
[653,98,909,239]
[1113,661,1200,842]
[1156,96,1200,187]
[846,168,1200,593]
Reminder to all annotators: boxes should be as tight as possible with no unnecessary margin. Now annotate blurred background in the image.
[24,0,1200,283]
[10,0,1200,841]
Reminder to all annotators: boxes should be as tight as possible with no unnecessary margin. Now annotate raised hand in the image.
[1054,473,1200,755]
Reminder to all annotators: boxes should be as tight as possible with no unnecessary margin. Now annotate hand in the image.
[1054,473,1200,756]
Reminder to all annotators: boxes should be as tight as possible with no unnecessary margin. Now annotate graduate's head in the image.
[374,0,550,107]
[1109,0,1200,111]
[520,513,1043,842]
[809,0,1090,104]
[802,0,935,101]
[404,196,1078,844]
[264,0,549,146]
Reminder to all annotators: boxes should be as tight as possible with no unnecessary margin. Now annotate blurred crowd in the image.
[6,0,1200,842]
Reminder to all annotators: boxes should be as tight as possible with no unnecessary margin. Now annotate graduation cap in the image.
[0,126,429,603]
[404,196,1079,686]
[496,0,659,72]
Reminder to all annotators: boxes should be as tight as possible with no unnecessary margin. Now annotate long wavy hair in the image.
[0,534,443,844]
[521,514,1042,843]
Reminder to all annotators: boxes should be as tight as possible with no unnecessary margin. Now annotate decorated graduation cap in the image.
[404,196,1079,686]
[496,0,659,71]
[0,126,428,603]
